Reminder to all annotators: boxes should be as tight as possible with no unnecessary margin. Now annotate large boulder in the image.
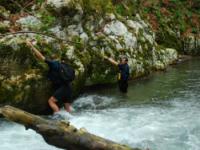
[0,35,88,114]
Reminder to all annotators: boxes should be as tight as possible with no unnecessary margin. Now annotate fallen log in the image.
[0,105,140,150]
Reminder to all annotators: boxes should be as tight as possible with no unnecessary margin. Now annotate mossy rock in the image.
[0,37,88,113]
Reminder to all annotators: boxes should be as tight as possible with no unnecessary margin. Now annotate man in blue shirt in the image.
[104,55,129,93]
[26,40,73,113]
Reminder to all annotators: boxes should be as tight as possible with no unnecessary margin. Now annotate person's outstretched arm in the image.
[104,56,119,66]
[26,40,45,61]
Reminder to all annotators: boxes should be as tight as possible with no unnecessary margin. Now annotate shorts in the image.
[118,80,128,93]
[53,84,73,103]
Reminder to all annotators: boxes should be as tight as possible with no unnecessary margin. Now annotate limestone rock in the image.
[104,20,128,36]
[49,25,67,39]
[46,0,82,15]
[16,15,42,30]
[67,24,83,37]
[127,20,144,35]
[124,32,137,49]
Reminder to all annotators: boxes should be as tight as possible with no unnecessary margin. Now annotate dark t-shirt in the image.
[45,59,60,71]
[45,59,62,87]
[118,63,129,81]
[45,59,73,102]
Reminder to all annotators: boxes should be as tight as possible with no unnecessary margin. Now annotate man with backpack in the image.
[26,40,75,113]
[104,55,129,93]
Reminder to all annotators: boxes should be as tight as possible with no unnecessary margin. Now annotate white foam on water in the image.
[1,96,200,150]
[73,95,115,110]
[0,121,62,150]
[52,110,74,120]
[69,97,200,150]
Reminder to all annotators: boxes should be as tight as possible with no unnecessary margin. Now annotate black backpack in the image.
[59,63,75,84]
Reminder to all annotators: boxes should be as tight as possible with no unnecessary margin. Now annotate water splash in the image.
[72,95,115,110]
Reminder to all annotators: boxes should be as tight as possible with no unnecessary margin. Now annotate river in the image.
[1,59,200,150]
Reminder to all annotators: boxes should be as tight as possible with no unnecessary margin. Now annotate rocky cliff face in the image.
[0,0,198,113]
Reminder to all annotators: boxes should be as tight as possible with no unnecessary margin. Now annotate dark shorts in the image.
[118,80,128,93]
[53,84,73,103]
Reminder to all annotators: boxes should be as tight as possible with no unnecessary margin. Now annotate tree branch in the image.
[0,31,81,45]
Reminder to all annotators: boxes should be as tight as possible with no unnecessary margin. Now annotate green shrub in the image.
[38,11,56,31]
[81,0,114,16]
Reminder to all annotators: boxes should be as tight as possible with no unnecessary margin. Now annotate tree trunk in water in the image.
[0,105,140,150]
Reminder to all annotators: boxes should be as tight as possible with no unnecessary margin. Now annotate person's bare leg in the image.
[64,103,71,113]
[48,96,59,113]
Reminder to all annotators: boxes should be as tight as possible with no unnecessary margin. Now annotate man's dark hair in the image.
[124,57,128,62]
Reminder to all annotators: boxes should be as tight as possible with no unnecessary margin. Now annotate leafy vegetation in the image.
[134,0,199,52]
[38,10,56,31]
[81,0,114,16]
